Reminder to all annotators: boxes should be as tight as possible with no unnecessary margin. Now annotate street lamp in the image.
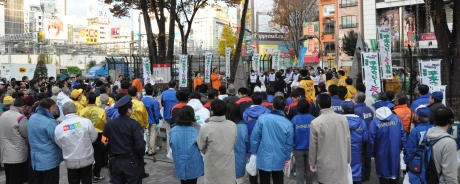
[300,35,323,68]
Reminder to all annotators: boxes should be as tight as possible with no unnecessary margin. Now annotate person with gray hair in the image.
[54,101,98,184]
[99,94,109,110]
[57,87,72,122]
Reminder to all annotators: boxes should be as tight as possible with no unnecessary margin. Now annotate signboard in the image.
[259,45,278,56]
[225,47,231,78]
[419,60,441,87]
[252,54,261,75]
[378,26,393,79]
[403,10,416,48]
[179,55,188,87]
[85,28,99,44]
[204,52,213,83]
[44,17,68,40]
[152,64,171,83]
[255,32,287,41]
[87,0,110,17]
[420,33,436,41]
[88,17,110,25]
[272,50,280,71]
[142,58,152,84]
[302,22,320,64]
[362,52,381,101]
[111,27,120,36]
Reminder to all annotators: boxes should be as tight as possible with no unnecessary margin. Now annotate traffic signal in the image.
[38,31,45,42]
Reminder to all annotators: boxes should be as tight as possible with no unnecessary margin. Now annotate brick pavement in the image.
[0,139,382,184]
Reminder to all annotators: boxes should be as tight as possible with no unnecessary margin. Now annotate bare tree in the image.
[174,0,208,54]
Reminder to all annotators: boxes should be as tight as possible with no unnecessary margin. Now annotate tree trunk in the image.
[157,1,167,63]
[140,0,158,66]
[167,0,176,62]
[231,0,249,80]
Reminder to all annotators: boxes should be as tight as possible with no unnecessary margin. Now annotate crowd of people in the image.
[0,65,457,184]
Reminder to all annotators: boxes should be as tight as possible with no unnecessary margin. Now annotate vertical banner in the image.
[179,55,188,88]
[297,46,307,67]
[142,57,152,84]
[419,60,441,87]
[272,50,280,71]
[377,26,393,79]
[225,47,231,78]
[362,52,382,101]
[204,52,213,83]
[252,54,261,75]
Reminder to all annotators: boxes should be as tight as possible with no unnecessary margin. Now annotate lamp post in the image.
[300,35,322,68]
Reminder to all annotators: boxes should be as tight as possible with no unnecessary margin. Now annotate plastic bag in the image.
[166,148,173,161]
[347,164,352,184]
[245,155,257,176]
[400,151,406,171]
[403,173,410,184]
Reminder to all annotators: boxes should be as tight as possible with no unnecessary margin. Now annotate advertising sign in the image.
[44,17,68,39]
[252,54,261,75]
[362,52,381,101]
[302,22,320,64]
[204,52,213,83]
[377,26,393,79]
[87,0,110,17]
[225,47,231,78]
[259,45,278,56]
[85,28,99,44]
[179,55,188,87]
[111,27,120,36]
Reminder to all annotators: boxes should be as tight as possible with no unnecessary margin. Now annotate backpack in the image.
[407,133,451,184]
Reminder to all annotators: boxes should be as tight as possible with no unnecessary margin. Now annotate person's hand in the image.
[284,161,290,169]
[310,165,316,172]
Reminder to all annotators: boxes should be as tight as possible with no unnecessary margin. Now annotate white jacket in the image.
[54,114,98,169]
[187,99,210,125]
[56,92,72,122]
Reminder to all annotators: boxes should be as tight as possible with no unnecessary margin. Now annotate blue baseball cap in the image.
[114,95,132,108]
[341,100,355,111]
[415,105,431,118]
[431,91,443,100]
[373,100,387,109]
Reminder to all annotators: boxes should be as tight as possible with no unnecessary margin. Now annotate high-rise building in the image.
[4,0,24,36]
[193,4,233,51]
[26,4,43,33]
[337,0,364,65]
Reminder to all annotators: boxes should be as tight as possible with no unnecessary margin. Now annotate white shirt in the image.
[249,75,258,83]
[311,75,320,85]
[259,76,266,83]
[285,72,293,81]
[293,73,300,82]
[113,80,121,88]
[269,73,276,82]
[218,94,228,100]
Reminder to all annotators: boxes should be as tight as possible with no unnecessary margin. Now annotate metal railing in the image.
[339,1,358,8]
[340,23,359,29]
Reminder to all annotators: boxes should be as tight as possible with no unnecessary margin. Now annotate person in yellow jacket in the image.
[76,84,89,107]
[95,86,115,107]
[77,91,107,180]
[337,70,347,86]
[385,74,402,93]
[128,86,149,129]
[299,69,315,100]
[325,73,335,91]
[70,89,85,114]
[345,77,357,100]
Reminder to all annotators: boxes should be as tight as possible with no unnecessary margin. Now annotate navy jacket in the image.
[345,114,368,182]
[409,94,430,112]
[403,121,433,163]
[236,97,253,115]
[161,89,178,123]
[331,96,344,114]
[291,113,314,150]
[354,102,374,128]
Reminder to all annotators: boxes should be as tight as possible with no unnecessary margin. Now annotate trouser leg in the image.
[80,164,93,184]
[93,133,103,177]
[4,162,27,184]
[249,174,259,184]
[165,123,171,154]
[271,170,284,184]
[304,150,313,184]
[112,157,143,184]
[293,149,305,184]
[259,169,271,184]
[41,166,60,184]
[147,125,157,154]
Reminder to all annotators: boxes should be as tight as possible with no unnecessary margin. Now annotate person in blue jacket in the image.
[226,102,248,182]
[410,84,430,112]
[369,99,406,184]
[342,100,368,184]
[28,99,63,183]
[354,92,374,128]
[329,85,344,114]
[291,99,315,184]
[161,81,178,123]
[403,105,433,164]
[169,106,204,184]
[251,96,294,184]
[142,83,162,156]
[378,92,395,110]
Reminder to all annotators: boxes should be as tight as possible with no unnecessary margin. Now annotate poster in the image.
[204,52,213,83]
[430,85,446,105]
[272,50,280,71]
[252,54,261,75]
[225,47,231,78]
[403,10,416,48]
[362,52,381,101]
[152,64,171,83]
[259,45,278,56]
[142,58,152,84]
[378,26,393,79]
[179,55,188,87]
[419,60,441,87]
[44,17,68,39]
[85,28,99,44]
[379,9,400,50]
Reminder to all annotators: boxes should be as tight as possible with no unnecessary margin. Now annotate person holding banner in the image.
[193,72,204,91]
[211,68,223,91]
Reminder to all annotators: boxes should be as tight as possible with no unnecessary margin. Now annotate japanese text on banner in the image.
[142,57,152,84]
[363,52,381,101]
[419,60,441,87]
[179,55,188,87]
[252,54,261,75]
[272,50,280,72]
[204,52,212,83]
[225,47,231,78]
[378,26,393,79]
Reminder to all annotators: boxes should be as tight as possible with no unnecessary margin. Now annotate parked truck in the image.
[0,63,69,80]
[85,63,133,80]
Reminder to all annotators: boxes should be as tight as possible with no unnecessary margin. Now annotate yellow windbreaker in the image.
[95,96,115,107]
[130,97,149,129]
[78,104,107,133]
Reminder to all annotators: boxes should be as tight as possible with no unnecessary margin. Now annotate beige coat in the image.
[309,108,351,184]
[197,116,237,184]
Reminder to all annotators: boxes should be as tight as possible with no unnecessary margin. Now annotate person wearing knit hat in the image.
[223,84,239,104]
[403,105,433,164]
[50,86,60,102]
[70,89,85,114]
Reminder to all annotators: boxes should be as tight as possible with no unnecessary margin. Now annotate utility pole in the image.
[138,12,142,55]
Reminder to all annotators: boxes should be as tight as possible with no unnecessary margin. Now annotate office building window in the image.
[340,0,357,8]
[323,4,335,16]
[324,42,336,53]
[341,16,358,29]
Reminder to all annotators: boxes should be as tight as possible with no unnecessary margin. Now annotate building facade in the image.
[337,0,364,66]
[318,0,338,68]
[4,0,24,36]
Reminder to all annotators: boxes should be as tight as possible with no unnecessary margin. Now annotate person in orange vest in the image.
[211,68,223,91]
[194,72,204,91]
[132,75,143,93]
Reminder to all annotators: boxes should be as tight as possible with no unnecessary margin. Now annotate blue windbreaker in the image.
[106,105,120,121]
[410,94,430,112]
[354,102,374,128]
[161,89,178,123]
[243,105,271,136]
[385,100,395,109]
[369,107,406,178]
[250,110,294,171]
[267,95,274,103]
[403,121,433,163]
[331,96,344,114]
[234,121,248,178]
[291,113,314,150]
[141,96,161,124]
[345,114,368,182]
[169,125,204,180]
